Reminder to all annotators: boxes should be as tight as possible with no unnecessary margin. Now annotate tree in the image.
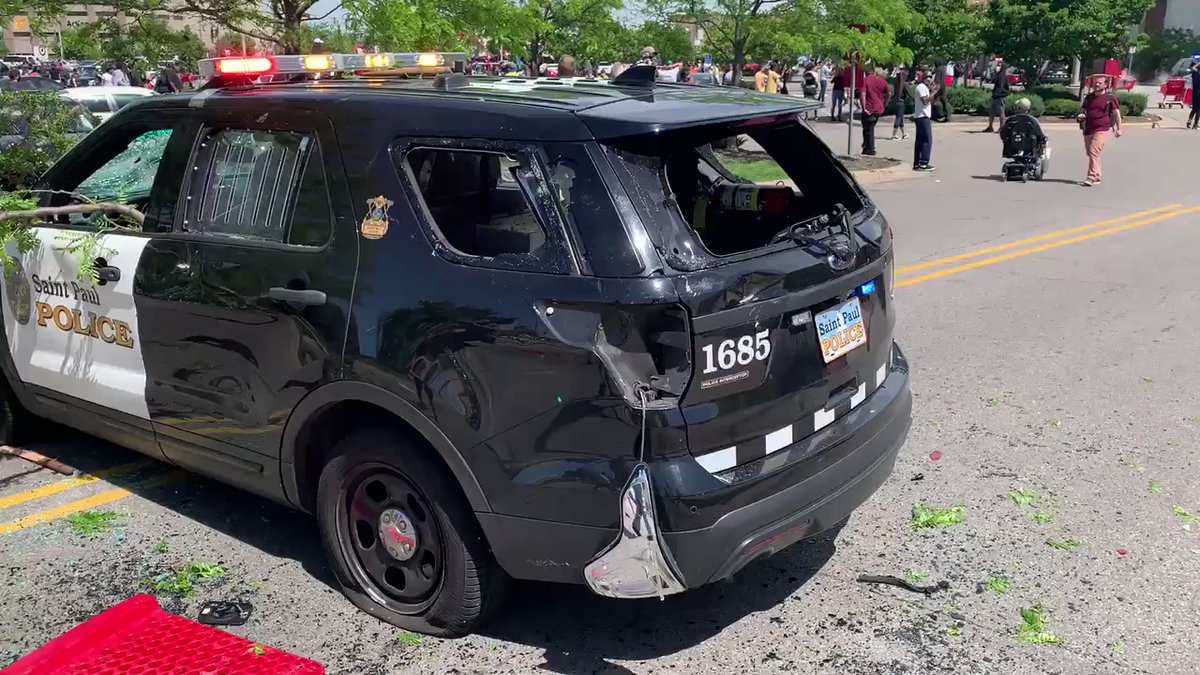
[214,31,257,55]
[306,21,359,53]
[901,0,987,69]
[629,20,693,64]
[1135,28,1200,80]
[498,0,625,74]
[985,0,1155,85]
[55,24,106,61]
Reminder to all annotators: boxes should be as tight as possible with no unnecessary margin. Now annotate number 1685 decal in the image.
[698,330,771,392]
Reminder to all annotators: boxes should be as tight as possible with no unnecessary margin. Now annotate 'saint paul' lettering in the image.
[35,302,134,348]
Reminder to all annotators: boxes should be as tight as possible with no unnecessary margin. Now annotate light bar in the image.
[198,52,469,80]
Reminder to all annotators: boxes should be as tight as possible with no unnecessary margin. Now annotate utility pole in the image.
[847,51,857,157]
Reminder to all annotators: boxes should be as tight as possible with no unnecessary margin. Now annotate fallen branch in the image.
[0,203,144,226]
[0,445,75,475]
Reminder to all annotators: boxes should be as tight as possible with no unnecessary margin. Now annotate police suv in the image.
[1,52,912,636]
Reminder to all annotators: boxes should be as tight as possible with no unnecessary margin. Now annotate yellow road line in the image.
[896,204,1184,276]
[0,460,149,511]
[897,207,1199,288]
[0,472,184,536]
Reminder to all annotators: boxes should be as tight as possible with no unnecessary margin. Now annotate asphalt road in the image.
[3,106,1199,675]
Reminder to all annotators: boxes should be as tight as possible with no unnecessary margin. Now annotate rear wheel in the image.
[316,426,507,637]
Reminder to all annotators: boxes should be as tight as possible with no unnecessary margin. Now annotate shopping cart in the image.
[1159,78,1192,108]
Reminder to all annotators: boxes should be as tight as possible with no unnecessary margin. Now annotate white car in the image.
[60,86,155,122]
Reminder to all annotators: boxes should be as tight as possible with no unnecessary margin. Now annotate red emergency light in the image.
[214,56,274,75]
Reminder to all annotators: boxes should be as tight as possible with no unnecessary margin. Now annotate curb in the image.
[809,117,1162,129]
[851,162,917,185]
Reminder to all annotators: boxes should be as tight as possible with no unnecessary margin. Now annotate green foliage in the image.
[0,91,90,190]
[1046,537,1083,550]
[1042,99,1080,117]
[944,86,992,115]
[1031,511,1054,524]
[1136,29,1200,80]
[630,21,694,64]
[986,575,1011,594]
[901,0,987,67]
[1016,603,1062,645]
[1148,480,1163,495]
[53,16,206,72]
[911,502,965,529]
[1008,488,1038,507]
[1114,91,1147,117]
[343,0,500,52]
[906,569,929,583]
[1006,92,1044,117]
[1029,85,1077,102]
[396,630,423,646]
[64,510,121,537]
[1173,505,1200,526]
[144,561,227,598]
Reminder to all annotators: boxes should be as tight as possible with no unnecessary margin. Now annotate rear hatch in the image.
[600,114,895,479]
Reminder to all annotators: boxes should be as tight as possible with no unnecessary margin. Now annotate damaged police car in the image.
[0,53,911,636]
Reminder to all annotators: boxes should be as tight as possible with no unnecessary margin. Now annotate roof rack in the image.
[198,52,469,88]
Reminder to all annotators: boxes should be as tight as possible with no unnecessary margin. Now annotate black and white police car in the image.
[1,52,911,636]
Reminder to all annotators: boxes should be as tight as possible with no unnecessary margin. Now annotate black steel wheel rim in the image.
[336,463,444,613]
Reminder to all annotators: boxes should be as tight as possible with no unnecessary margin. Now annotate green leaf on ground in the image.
[1111,640,1125,656]
[911,502,966,530]
[143,561,227,598]
[1008,489,1038,507]
[249,644,266,657]
[1046,419,1062,429]
[153,540,170,553]
[1148,480,1163,495]
[986,397,1001,407]
[945,623,963,637]
[1046,538,1084,551]
[1173,505,1200,526]
[396,631,423,647]
[986,575,1011,595]
[1141,376,1154,384]
[1016,603,1062,645]
[64,510,121,538]
[1031,511,1054,524]
[906,569,929,583]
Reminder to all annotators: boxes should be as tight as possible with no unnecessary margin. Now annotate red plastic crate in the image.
[2,595,324,675]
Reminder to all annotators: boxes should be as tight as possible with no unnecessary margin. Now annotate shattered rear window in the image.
[602,118,866,268]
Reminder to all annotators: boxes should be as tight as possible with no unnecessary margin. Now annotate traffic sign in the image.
[704,53,712,66]
[33,45,48,60]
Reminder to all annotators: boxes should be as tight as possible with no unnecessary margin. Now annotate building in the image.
[4,5,222,57]
[1145,0,1200,34]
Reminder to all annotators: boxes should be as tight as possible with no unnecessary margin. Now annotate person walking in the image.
[1188,58,1200,129]
[983,59,1009,132]
[1076,77,1122,186]
[890,65,910,139]
[860,67,890,155]
[819,59,831,102]
[830,66,846,120]
[913,70,936,171]
[932,60,952,122]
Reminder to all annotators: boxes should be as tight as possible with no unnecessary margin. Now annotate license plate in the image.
[815,297,867,363]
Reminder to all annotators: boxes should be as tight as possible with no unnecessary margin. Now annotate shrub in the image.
[1005,92,1044,117]
[1030,85,1077,102]
[1043,98,1081,118]
[1114,91,1147,117]
[945,86,992,116]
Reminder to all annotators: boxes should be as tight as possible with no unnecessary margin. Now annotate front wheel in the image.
[316,427,507,637]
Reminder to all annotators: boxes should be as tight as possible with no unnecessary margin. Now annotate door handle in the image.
[268,287,326,306]
[94,259,120,284]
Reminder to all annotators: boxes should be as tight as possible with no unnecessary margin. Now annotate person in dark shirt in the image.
[1188,58,1200,129]
[1075,77,1122,186]
[890,66,909,140]
[830,68,846,121]
[983,59,1010,133]
[859,67,891,156]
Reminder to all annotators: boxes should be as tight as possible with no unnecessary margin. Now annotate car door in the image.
[136,104,357,497]
[0,111,194,459]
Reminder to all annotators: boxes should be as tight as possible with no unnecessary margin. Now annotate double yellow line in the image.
[896,204,1197,288]
[0,460,182,536]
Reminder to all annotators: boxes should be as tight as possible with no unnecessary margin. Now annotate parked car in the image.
[4,75,65,92]
[60,86,155,122]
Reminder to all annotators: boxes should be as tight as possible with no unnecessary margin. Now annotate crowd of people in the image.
[0,59,188,93]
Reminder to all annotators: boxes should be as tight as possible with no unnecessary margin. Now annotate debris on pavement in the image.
[928,451,943,461]
[64,510,121,538]
[1008,489,1039,506]
[1031,511,1054,524]
[0,446,74,475]
[985,575,1011,595]
[198,601,253,626]
[1116,549,1129,556]
[1173,505,1199,527]
[1046,538,1084,551]
[911,473,925,481]
[911,502,965,529]
[396,631,423,647]
[1016,603,1062,645]
[856,574,950,596]
[1148,480,1163,494]
[905,569,929,583]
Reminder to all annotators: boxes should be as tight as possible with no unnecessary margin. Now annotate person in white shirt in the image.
[111,67,130,86]
[912,70,936,171]
[819,59,831,102]
[100,68,114,86]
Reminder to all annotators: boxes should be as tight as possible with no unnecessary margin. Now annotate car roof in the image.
[62,86,155,96]
[164,76,820,141]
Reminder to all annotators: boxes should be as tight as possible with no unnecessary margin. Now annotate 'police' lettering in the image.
[34,302,134,348]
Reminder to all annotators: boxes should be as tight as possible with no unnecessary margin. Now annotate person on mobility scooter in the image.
[1000,98,1048,182]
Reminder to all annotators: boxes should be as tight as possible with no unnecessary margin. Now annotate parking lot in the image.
[2,113,1199,674]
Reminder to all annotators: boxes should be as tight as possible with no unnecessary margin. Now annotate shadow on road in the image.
[482,526,840,674]
[970,174,1082,186]
[13,425,337,591]
[15,425,840,672]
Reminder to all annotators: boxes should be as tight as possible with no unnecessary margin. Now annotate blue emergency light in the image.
[859,280,876,297]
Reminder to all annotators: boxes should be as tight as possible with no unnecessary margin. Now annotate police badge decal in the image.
[361,195,394,240]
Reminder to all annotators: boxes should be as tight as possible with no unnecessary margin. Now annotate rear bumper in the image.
[481,344,911,591]
[628,342,910,589]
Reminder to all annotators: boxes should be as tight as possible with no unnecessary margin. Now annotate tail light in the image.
[536,302,691,409]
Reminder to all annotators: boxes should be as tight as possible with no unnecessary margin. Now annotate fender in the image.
[279,380,491,513]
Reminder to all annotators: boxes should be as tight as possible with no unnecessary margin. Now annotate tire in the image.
[316,426,507,637]
[0,375,32,445]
